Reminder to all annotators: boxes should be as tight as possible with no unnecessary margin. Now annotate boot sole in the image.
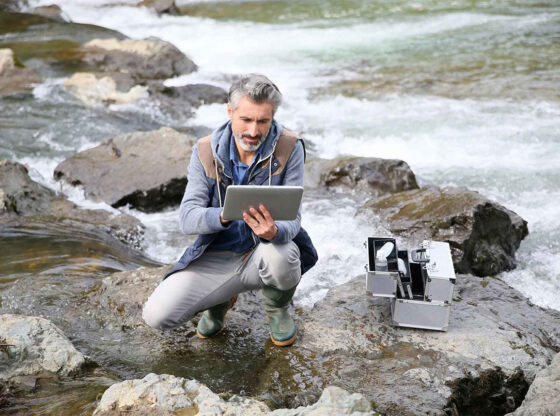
[270,332,297,347]
[196,295,238,339]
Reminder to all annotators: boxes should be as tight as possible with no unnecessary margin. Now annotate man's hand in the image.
[219,210,231,226]
[243,204,278,241]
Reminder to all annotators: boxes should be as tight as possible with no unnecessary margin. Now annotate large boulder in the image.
[305,156,419,196]
[81,37,197,81]
[508,352,560,416]
[86,264,560,415]
[362,186,529,276]
[54,127,196,212]
[0,314,88,389]
[92,373,375,416]
[0,48,39,95]
[0,160,144,248]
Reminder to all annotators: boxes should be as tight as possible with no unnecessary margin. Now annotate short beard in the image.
[234,133,264,152]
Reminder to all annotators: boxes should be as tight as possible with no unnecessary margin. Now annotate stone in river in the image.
[0,160,144,249]
[362,186,528,277]
[0,48,39,95]
[0,314,88,390]
[54,127,196,212]
[509,352,560,416]
[137,0,179,15]
[88,263,560,415]
[81,37,197,81]
[305,156,419,197]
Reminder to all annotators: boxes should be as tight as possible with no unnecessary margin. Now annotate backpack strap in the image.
[196,135,215,179]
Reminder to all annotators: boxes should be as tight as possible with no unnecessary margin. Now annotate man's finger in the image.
[259,204,274,223]
[250,206,266,224]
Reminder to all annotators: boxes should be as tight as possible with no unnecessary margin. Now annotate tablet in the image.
[222,185,303,221]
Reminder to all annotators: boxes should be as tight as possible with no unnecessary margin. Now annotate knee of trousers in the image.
[258,242,301,290]
[142,295,194,331]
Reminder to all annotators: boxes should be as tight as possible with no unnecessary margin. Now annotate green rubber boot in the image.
[196,296,237,338]
[262,285,297,346]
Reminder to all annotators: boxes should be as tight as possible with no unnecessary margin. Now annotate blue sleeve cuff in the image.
[260,222,289,244]
[205,207,232,231]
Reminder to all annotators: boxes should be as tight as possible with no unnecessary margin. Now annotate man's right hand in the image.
[220,210,231,226]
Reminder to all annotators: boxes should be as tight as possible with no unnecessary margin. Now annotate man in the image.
[143,74,317,346]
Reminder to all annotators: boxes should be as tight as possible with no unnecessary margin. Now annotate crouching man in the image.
[142,74,317,346]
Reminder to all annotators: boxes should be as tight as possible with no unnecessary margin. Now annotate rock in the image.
[269,386,376,415]
[138,0,178,14]
[81,37,197,81]
[155,83,228,107]
[305,156,419,196]
[0,160,144,249]
[30,5,67,22]
[508,352,560,416]
[362,186,529,276]
[54,127,196,212]
[93,373,271,415]
[294,273,560,415]
[0,48,39,95]
[63,72,149,106]
[0,314,87,388]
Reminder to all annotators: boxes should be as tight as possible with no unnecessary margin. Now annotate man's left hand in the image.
[243,204,278,241]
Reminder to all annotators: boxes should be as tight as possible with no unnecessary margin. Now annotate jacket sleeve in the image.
[178,144,230,235]
[266,140,304,244]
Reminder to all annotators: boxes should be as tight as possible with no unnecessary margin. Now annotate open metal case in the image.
[365,237,456,331]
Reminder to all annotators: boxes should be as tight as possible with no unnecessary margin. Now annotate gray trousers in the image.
[142,242,301,330]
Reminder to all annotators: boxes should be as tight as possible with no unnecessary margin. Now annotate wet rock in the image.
[362,186,528,276]
[63,72,149,106]
[295,273,560,415]
[54,127,196,212]
[508,352,560,416]
[305,156,419,196]
[0,314,87,388]
[30,5,67,22]
[93,373,270,416]
[138,0,178,15]
[0,160,144,248]
[154,83,228,107]
[0,48,39,95]
[81,37,197,81]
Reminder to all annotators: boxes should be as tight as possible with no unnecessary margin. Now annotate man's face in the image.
[228,96,274,153]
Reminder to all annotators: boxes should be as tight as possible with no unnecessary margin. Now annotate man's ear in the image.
[227,103,233,119]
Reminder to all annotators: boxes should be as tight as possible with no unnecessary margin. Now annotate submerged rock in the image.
[0,48,39,95]
[362,186,529,276]
[63,72,149,106]
[81,37,197,81]
[0,160,144,248]
[509,352,560,416]
[305,156,419,196]
[54,127,196,212]
[0,314,87,389]
[93,373,375,415]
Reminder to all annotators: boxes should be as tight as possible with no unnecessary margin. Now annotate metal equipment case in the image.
[365,238,456,331]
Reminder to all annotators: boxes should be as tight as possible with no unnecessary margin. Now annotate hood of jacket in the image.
[210,119,283,178]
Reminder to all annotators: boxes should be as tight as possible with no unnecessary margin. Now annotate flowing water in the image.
[1,0,559,413]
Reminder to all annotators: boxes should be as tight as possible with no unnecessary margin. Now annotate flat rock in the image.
[362,186,528,276]
[87,263,560,415]
[305,156,419,197]
[54,127,196,212]
[81,37,197,81]
[0,48,39,95]
[0,159,144,249]
[0,314,87,388]
[509,352,560,416]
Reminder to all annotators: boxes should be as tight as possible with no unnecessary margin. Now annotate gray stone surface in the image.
[0,159,144,248]
[138,0,178,14]
[305,156,419,197]
[30,5,67,22]
[87,264,560,415]
[54,127,196,212]
[92,373,271,416]
[0,314,87,388]
[509,352,560,416]
[81,37,197,81]
[0,48,39,95]
[362,185,529,277]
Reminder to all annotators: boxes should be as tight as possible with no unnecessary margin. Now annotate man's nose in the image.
[248,123,258,137]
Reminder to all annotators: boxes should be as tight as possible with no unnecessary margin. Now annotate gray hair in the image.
[229,74,282,114]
